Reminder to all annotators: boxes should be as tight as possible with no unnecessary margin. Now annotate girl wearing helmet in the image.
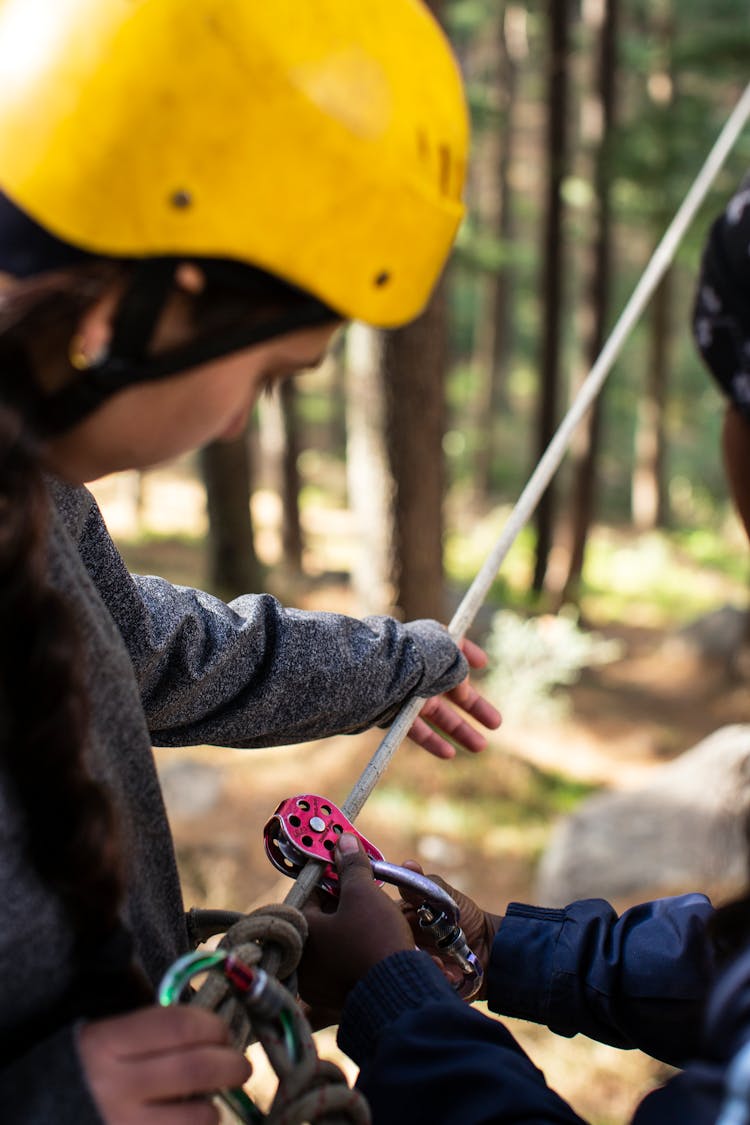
[0,1,501,1121]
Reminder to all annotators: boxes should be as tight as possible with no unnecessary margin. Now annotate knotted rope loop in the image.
[192,904,307,1046]
[183,904,369,1122]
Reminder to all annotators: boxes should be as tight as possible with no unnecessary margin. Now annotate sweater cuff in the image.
[338,950,457,1063]
[487,902,567,1025]
[401,619,468,697]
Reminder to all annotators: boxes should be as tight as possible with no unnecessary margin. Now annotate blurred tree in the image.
[345,280,449,622]
[471,5,527,497]
[279,379,303,574]
[548,0,619,608]
[200,429,264,601]
[532,0,573,594]
[630,0,675,531]
[345,322,395,615]
[383,277,449,621]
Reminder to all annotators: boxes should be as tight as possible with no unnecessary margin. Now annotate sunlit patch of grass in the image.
[580,528,748,625]
[367,751,597,860]
[671,525,750,583]
[446,506,749,628]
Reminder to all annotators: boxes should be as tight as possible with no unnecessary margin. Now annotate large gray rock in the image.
[534,725,750,906]
[673,605,750,678]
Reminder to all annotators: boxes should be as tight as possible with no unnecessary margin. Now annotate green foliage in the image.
[482,610,623,723]
[579,526,749,622]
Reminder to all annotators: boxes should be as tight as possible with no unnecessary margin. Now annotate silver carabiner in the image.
[369,859,484,1000]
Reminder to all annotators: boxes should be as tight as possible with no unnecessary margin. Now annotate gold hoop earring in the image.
[69,336,107,370]
[68,334,91,371]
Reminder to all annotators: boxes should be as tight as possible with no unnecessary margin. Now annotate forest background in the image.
[92,2,750,1122]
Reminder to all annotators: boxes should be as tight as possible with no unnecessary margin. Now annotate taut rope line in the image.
[284,78,750,911]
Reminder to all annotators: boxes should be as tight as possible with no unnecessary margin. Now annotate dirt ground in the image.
[92,471,750,1125]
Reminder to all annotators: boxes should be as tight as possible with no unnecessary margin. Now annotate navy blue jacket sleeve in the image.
[338,951,587,1124]
[487,895,716,1067]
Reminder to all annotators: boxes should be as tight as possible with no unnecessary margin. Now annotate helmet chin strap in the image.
[32,259,338,436]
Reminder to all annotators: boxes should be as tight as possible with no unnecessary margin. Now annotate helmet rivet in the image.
[170,190,193,210]
[374,271,391,287]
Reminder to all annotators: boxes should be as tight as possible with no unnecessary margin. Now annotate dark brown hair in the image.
[0,399,126,947]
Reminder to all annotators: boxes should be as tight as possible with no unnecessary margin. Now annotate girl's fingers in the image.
[445,684,502,730]
[79,1007,251,1124]
[127,1044,251,1103]
[407,716,456,759]
[88,1007,232,1060]
[459,637,489,669]
[420,700,488,753]
[407,635,500,757]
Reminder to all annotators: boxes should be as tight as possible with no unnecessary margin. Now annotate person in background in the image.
[693,175,750,540]
[0,2,502,1121]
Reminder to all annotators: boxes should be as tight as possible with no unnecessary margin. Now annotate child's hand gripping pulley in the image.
[264,793,483,1000]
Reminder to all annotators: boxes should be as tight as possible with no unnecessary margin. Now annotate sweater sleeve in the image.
[72,489,467,748]
[338,951,587,1125]
[486,895,716,1067]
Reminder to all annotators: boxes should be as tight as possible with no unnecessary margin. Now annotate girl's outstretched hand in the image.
[409,637,502,759]
[78,1005,251,1124]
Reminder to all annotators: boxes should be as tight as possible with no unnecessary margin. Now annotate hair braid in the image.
[0,401,125,949]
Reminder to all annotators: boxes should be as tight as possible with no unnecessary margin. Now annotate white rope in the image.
[284,80,750,911]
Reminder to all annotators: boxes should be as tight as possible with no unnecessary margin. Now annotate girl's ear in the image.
[174,263,206,295]
[70,262,200,369]
[70,283,123,370]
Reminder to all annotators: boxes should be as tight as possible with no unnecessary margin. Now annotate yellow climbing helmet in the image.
[0,0,468,328]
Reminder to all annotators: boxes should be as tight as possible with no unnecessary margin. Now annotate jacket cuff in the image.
[487,902,567,1025]
[338,950,457,1063]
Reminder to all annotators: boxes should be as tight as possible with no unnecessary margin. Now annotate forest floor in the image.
[91,467,750,1125]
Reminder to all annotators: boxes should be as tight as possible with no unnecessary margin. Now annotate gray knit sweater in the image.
[0,477,467,1122]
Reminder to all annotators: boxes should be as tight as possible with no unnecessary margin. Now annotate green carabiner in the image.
[158,949,264,1125]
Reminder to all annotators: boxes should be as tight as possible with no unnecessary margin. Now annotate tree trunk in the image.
[473,5,525,497]
[383,281,448,622]
[549,0,618,608]
[200,430,264,601]
[533,0,571,593]
[345,280,448,622]
[632,267,671,529]
[345,324,396,615]
[632,2,675,532]
[279,379,303,573]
